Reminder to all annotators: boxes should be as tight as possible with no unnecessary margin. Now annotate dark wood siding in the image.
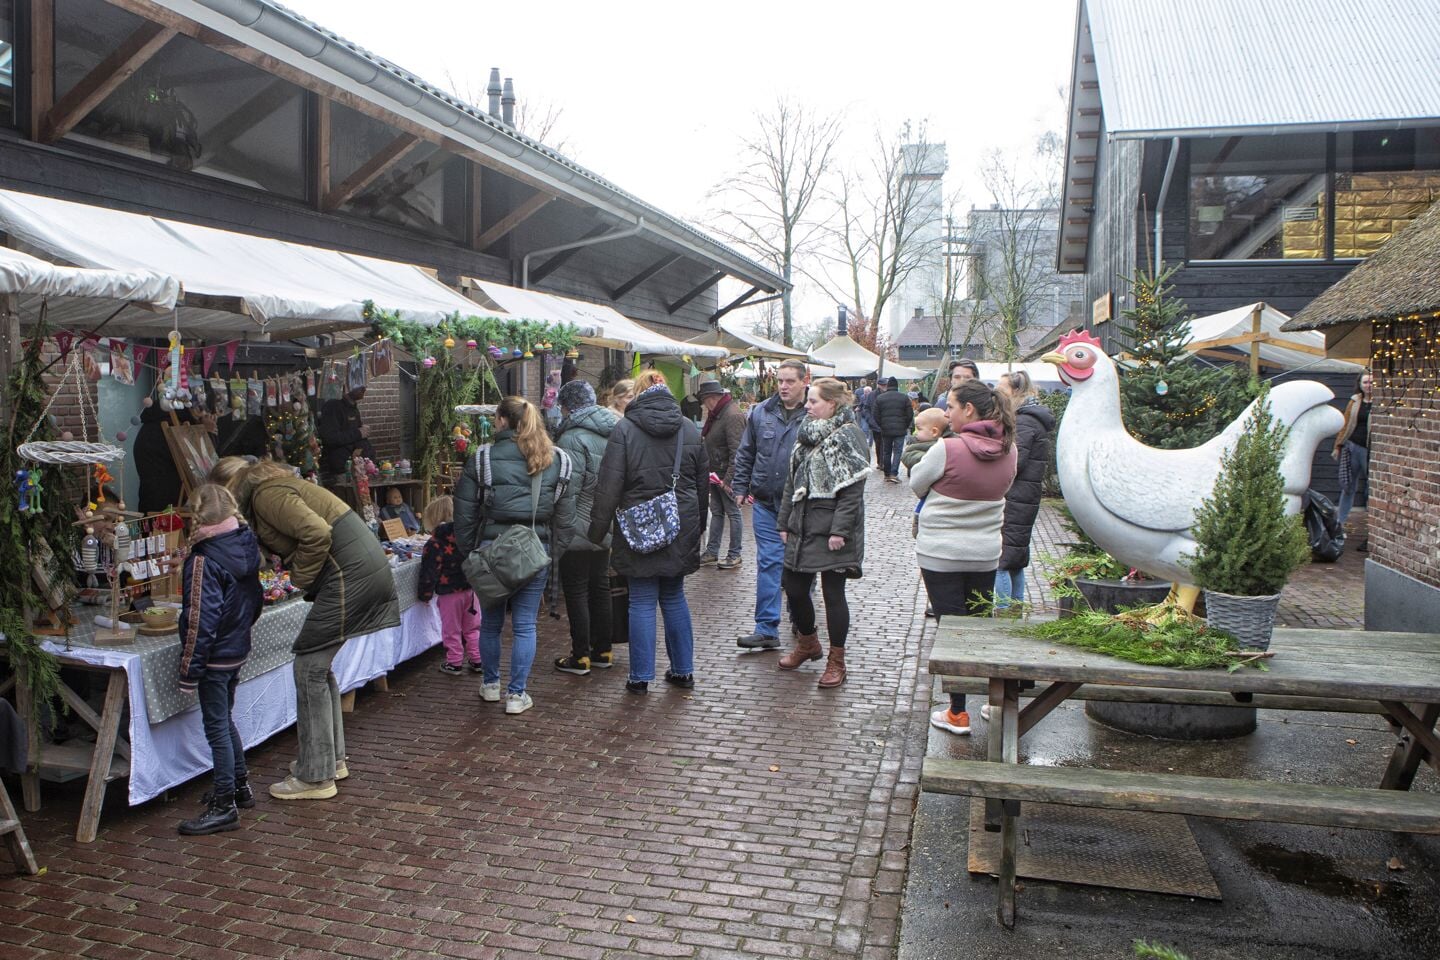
[1082,122,1141,354]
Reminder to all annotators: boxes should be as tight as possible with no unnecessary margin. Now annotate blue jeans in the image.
[994,568,1026,608]
[878,434,904,477]
[480,568,548,694]
[197,669,246,796]
[1336,441,1369,525]
[751,500,785,639]
[627,575,695,682]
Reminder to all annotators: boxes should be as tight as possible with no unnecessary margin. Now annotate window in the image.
[0,1,13,124]
[56,0,307,198]
[331,103,468,242]
[1188,131,1440,262]
[1188,135,1327,261]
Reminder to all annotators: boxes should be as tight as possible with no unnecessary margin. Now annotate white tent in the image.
[1182,302,1362,373]
[974,362,1067,392]
[808,335,929,380]
[466,279,726,359]
[0,246,179,312]
[0,188,492,338]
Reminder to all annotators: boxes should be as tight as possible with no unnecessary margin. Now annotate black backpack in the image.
[1303,489,1345,563]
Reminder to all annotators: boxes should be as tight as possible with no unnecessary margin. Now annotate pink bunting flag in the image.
[202,345,218,375]
[225,340,239,368]
[132,343,150,366]
[54,331,73,358]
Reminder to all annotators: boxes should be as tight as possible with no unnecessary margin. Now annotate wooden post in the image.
[1249,303,1264,380]
[75,671,127,843]
[29,0,55,143]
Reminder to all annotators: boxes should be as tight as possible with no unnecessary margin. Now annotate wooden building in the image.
[1059,0,1440,347]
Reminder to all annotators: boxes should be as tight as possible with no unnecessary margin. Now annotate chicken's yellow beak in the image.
[1040,351,1065,366]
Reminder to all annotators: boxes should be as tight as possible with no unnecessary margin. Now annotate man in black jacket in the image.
[871,377,914,483]
[316,386,376,483]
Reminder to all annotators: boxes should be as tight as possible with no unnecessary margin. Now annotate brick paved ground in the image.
[1,481,1367,960]
[1,473,933,960]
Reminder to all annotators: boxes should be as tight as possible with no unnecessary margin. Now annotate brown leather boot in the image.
[777,632,822,670]
[817,647,846,688]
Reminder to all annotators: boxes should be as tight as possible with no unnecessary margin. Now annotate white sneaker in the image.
[480,682,502,702]
[980,704,992,722]
[504,692,533,715]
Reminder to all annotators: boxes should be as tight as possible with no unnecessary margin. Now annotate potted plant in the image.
[101,73,202,169]
[1186,393,1310,650]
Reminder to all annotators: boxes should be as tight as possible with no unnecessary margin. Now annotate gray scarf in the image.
[791,412,871,501]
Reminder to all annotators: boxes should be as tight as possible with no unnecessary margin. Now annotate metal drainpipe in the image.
[521,218,646,289]
[1153,136,1181,266]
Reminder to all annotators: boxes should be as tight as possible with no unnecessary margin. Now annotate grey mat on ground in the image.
[966,798,1222,899]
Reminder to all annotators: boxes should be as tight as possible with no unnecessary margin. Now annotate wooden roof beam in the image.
[525,222,613,285]
[41,22,178,142]
[667,271,725,315]
[709,285,763,324]
[473,190,553,251]
[610,253,682,300]
[321,132,419,212]
[204,78,294,151]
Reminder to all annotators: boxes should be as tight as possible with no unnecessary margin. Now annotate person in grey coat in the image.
[698,380,746,569]
[588,372,709,694]
[777,378,869,689]
[552,380,620,676]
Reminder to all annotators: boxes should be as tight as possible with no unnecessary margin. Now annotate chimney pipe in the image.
[837,305,848,337]
[914,306,922,318]
[487,68,502,118]
[502,78,516,126]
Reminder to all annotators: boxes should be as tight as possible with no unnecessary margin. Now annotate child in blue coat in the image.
[177,484,264,836]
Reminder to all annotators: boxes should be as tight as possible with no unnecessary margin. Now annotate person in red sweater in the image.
[417,496,482,676]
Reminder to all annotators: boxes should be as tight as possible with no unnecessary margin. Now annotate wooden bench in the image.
[938,676,1386,714]
[921,757,1440,926]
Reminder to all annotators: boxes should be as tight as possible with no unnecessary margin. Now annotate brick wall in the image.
[356,368,406,462]
[1369,318,1440,590]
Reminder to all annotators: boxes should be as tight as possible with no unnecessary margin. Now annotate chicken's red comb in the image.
[1057,329,1103,350]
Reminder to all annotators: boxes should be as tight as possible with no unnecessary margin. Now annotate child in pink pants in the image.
[418,496,482,675]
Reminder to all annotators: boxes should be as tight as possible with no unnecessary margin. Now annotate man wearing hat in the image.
[697,380,746,569]
[871,376,914,483]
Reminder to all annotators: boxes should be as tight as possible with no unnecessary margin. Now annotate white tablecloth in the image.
[42,597,442,804]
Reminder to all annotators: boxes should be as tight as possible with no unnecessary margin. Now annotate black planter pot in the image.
[1072,578,1172,613]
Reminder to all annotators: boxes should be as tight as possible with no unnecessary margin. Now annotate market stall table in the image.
[2,559,438,842]
[922,621,1440,926]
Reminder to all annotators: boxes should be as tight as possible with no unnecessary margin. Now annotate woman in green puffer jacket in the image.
[453,396,577,716]
[210,457,400,802]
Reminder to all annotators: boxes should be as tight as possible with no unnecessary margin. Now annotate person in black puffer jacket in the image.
[588,371,709,694]
[994,371,1055,609]
[870,377,915,481]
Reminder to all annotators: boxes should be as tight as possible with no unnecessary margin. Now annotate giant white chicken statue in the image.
[1040,330,1343,611]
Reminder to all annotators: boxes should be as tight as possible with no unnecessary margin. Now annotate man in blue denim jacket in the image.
[730,359,809,650]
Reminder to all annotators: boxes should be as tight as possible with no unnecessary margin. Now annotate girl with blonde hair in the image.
[608,379,635,415]
[209,456,400,800]
[453,396,577,714]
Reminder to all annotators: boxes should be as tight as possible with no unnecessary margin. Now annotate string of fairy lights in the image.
[1371,311,1440,419]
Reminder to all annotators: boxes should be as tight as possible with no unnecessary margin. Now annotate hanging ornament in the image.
[466,339,478,350]
[1155,380,1169,396]
[422,356,436,369]
[115,431,126,442]
[512,348,524,358]
[523,349,534,359]
[142,396,153,408]
[130,415,141,426]
[443,335,456,349]
[566,348,580,359]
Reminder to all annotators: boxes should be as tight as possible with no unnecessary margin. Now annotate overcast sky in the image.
[284,0,1077,327]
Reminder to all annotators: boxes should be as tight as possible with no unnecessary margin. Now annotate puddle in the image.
[1243,843,1411,910]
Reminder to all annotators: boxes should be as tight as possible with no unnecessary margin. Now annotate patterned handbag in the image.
[617,431,684,554]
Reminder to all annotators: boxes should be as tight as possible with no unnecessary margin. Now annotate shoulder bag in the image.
[616,431,684,554]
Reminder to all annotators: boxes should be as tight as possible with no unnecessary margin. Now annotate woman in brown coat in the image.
[210,458,400,800]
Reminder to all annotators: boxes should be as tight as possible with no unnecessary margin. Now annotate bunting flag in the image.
[202,345,218,375]
[225,340,239,368]
[55,331,73,359]
[132,344,150,366]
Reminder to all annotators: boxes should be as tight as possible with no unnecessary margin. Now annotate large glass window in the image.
[55,0,306,198]
[1188,131,1440,262]
[1188,135,1328,261]
[330,102,467,241]
[0,1,14,124]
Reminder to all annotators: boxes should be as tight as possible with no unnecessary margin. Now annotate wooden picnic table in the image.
[923,621,1440,926]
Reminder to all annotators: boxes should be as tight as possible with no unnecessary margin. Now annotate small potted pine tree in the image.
[1186,392,1311,650]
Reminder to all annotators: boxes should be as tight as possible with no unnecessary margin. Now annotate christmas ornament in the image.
[443,336,456,349]
[115,431,127,442]
[1155,380,1169,396]
[423,356,436,369]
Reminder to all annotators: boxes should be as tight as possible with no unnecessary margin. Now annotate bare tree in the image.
[812,124,937,357]
[708,98,842,346]
[747,297,784,343]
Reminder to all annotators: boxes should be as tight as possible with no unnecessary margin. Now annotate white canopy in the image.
[0,245,179,311]
[0,188,490,338]
[465,278,726,358]
[808,335,929,380]
[1182,302,1363,373]
[974,362,1067,392]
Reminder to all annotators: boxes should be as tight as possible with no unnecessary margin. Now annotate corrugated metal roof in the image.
[1089,0,1440,138]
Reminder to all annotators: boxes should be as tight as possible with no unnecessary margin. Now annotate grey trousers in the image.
[293,646,345,783]
[705,489,744,559]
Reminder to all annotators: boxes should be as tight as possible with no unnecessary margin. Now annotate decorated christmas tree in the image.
[1115,265,1255,449]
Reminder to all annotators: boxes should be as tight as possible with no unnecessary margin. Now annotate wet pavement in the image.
[1,482,1428,960]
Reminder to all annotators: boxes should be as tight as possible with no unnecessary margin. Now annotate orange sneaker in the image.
[929,707,971,735]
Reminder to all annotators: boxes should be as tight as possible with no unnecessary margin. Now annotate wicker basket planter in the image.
[1203,590,1283,652]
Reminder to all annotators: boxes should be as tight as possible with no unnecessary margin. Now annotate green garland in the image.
[415,349,490,487]
[1018,609,1262,672]
[363,301,580,357]
[2,315,78,728]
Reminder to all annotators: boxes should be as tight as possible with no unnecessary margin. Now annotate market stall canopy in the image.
[684,318,821,362]
[0,246,179,312]
[974,362,1067,392]
[808,335,929,380]
[464,278,726,358]
[1182,302,1362,372]
[0,189,489,339]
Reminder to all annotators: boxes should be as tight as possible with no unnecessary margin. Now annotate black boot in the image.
[179,792,240,836]
[232,778,256,809]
